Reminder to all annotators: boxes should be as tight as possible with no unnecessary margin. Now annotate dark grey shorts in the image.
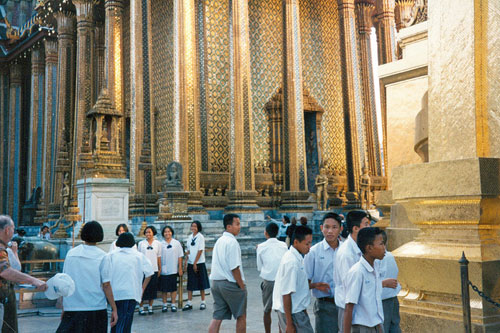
[261,280,274,313]
[276,310,314,333]
[211,280,247,320]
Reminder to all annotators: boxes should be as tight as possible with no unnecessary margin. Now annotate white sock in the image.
[200,301,205,305]
[163,302,168,307]
[140,306,145,311]
[187,300,192,305]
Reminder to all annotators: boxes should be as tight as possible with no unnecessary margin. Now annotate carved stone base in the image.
[224,191,263,219]
[161,191,191,220]
[187,191,207,215]
[279,191,313,212]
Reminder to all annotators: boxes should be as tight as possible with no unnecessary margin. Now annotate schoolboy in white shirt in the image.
[334,211,371,332]
[272,225,315,333]
[256,222,288,333]
[304,212,343,333]
[380,231,401,333]
[344,227,385,333]
[208,214,246,333]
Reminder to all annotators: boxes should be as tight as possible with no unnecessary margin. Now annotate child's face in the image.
[226,218,241,236]
[294,234,312,255]
[118,227,126,235]
[369,234,386,260]
[190,223,198,234]
[163,228,172,240]
[321,218,342,243]
[145,228,154,240]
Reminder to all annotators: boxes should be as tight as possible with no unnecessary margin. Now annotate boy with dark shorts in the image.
[343,227,385,333]
[208,214,247,333]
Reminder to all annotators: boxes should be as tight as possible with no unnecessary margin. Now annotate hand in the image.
[33,279,48,292]
[193,263,198,273]
[60,310,64,321]
[178,269,183,277]
[10,242,17,253]
[265,215,271,220]
[157,271,161,277]
[285,323,296,333]
[239,283,246,291]
[313,282,330,293]
[110,309,118,327]
[382,278,398,289]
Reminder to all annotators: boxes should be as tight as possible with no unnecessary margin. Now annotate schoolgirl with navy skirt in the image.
[159,226,184,313]
[137,226,162,315]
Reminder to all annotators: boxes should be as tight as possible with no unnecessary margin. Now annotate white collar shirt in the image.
[256,238,288,281]
[138,239,162,271]
[160,238,184,275]
[272,246,310,314]
[106,247,154,303]
[62,244,111,311]
[108,240,137,253]
[379,251,401,299]
[209,232,245,282]
[333,234,362,308]
[344,256,384,327]
[186,233,206,264]
[304,238,342,298]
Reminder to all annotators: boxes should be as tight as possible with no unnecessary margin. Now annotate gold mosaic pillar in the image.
[279,0,311,213]
[374,0,396,64]
[392,0,500,331]
[95,22,105,98]
[173,0,205,214]
[72,0,95,189]
[225,0,261,215]
[53,10,76,210]
[0,67,8,213]
[338,0,364,192]
[42,38,58,217]
[27,47,45,194]
[356,0,382,177]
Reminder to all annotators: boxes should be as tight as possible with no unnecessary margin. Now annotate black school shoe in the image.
[182,304,193,311]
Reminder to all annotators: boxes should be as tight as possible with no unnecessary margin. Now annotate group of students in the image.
[257,211,401,333]
[56,220,210,333]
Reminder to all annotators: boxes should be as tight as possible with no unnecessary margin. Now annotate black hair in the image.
[299,217,308,225]
[223,214,240,230]
[16,228,26,237]
[144,225,157,236]
[322,212,342,226]
[192,221,202,233]
[115,223,129,236]
[283,216,290,224]
[116,232,135,248]
[381,230,388,245]
[81,221,104,243]
[265,222,279,238]
[41,225,49,232]
[293,225,312,243]
[357,227,383,254]
[162,225,175,238]
[346,210,371,234]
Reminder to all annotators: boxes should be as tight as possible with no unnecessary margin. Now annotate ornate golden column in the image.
[94,21,105,99]
[338,0,364,192]
[356,0,383,177]
[53,10,76,211]
[41,38,58,217]
[27,46,45,195]
[224,0,260,215]
[374,0,397,64]
[392,0,500,330]
[0,67,8,213]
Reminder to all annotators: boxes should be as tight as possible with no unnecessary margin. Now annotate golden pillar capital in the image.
[31,47,45,74]
[9,63,22,86]
[74,0,96,26]
[374,0,397,64]
[394,0,415,31]
[356,0,376,34]
[54,10,76,40]
[44,38,58,65]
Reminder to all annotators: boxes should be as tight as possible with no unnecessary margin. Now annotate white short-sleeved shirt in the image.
[334,234,362,309]
[186,233,206,264]
[345,256,384,327]
[209,232,245,282]
[160,238,184,275]
[108,240,137,253]
[106,247,154,302]
[138,239,162,272]
[62,244,111,311]
[304,238,342,298]
[6,248,21,271]
[256,238,288,281]
[272,246,310,314]
[379,251,401,300]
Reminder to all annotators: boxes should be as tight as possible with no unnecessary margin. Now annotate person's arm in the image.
[309,281,330,292]
[283,293,296,333]
[382,278,398,288]
[142,276,152,294]
[157,256,161,276]
[193,249,203,272]
[0,268,47,290]
[102,282,118,327]
[231,267,245,290]
[343,303,354,333]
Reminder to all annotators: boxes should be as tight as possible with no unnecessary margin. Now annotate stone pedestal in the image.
[279,191,313,213]
[225,191,264,221]
[76,178,130,239]
[161,191,191,221]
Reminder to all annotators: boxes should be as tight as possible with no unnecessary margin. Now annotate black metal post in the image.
[460,251,472,333]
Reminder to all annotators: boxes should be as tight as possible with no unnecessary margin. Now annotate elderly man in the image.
[0,215,47,332]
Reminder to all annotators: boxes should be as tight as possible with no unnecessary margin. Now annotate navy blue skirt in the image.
[142,272,158,301]
[158,274,178,292]
[186,263,210,291]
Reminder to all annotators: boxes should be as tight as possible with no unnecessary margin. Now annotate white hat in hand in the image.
[45,273,75,300]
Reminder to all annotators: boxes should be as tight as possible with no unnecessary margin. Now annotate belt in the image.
[318,297,335,304]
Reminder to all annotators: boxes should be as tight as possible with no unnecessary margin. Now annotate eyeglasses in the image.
[167,244,172,249]
[147,246,153,250]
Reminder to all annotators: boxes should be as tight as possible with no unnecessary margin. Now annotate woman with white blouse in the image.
[137,226,161,315]
[159,226,183,313]
[108,224,137,252]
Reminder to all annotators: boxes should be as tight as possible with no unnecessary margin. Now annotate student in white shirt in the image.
[106,232,154,333]
[137,226,162,315]
[108,224,137,252]
[334,210,371,333]
[266,215,289,242]
[344,227,385,333]
[208,214,246,333]
[304,212,343,333]
[256,222,288,333]
[38,225,51,240]
[380,231,401,333]
[57,221,117,333]
[272,225,315,333]
[183,221,210,311]
[159,226,183,313]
